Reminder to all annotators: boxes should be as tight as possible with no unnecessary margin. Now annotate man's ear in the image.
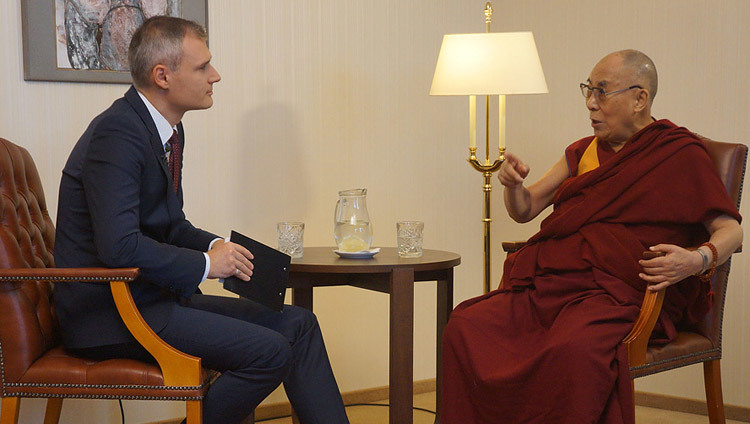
[152,64,170,90]
[633,88,650,113]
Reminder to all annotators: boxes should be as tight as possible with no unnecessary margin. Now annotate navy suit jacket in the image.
[54,86,219,349]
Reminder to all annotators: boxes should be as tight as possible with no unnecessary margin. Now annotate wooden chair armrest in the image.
[622,251,666,367]
[110,281,202,386]
[502,241,527,253]
[0,267,201,386]
[622,287,665,367]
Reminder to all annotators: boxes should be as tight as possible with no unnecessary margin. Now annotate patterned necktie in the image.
[167,130,182,193]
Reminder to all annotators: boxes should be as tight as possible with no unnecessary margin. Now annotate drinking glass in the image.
[396,221,424,258]
[277,222,304,258]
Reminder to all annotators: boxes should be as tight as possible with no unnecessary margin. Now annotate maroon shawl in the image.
[502,119,741,335]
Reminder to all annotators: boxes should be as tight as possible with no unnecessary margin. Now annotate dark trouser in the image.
[71,294,349,424]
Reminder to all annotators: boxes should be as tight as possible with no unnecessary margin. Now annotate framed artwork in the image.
[21,0,208,84]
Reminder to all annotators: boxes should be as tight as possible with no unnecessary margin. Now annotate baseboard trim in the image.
[254,378,437,421]
[635,391,750,422]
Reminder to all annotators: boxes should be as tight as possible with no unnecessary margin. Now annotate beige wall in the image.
[1,0,748,422]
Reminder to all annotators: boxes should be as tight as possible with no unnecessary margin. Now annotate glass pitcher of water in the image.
[334,188,372,252]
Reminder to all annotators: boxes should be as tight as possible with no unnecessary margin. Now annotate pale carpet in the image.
[159,392,747,423]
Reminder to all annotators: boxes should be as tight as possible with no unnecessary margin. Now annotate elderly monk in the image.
[440,50,743,424]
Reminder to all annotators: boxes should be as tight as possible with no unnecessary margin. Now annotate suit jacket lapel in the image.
[124,86,171,177]
[123,86,184,213]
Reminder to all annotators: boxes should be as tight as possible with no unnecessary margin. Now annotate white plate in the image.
[333,248,381,259]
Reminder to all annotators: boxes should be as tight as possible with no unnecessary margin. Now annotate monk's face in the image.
[585,54,643,147]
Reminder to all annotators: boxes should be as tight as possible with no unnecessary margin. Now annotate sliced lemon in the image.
[338,237,370,252]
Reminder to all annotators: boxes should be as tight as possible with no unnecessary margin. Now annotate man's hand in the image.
[207,240,254,281]
[498,152,530,188]
[638,244,703,291]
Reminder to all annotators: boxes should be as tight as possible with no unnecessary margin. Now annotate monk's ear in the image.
[633,88,650,112]
[152,64,170,90]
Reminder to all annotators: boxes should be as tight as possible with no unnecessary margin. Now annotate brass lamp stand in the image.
[468,3,504,294]
[430,2,547,293]
[468,146,504,294]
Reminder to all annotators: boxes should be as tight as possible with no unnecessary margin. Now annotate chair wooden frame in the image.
[0,268,205,424]
[501,137,746,424]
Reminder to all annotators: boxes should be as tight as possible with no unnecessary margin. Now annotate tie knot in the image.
[165,130,179,153]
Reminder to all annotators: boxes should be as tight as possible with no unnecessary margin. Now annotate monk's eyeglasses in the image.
[579,83,642,102]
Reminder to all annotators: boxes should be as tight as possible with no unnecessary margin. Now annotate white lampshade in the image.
[430,32,548,96]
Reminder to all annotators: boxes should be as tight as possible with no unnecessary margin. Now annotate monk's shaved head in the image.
[611,49,658,104]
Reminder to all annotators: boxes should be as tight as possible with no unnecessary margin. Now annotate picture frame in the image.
[20,0,208,84]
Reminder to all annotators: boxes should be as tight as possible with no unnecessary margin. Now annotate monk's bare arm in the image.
[639,214,743,290]
[499,154,569,223]
[702,214,743,265]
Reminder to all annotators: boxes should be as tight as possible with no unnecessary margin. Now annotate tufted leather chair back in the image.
[696,138,747,347]
[0,137,58,386]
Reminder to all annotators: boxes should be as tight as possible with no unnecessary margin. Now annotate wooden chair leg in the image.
[42,398,63,424]
[704,359,726,424]
[630,379,636,421]
[186,400,203,424]
[0,397,21,424]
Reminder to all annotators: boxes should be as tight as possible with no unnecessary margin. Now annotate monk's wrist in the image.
[694,248,709,275]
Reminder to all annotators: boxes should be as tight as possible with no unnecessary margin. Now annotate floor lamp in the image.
[430,2,547,293]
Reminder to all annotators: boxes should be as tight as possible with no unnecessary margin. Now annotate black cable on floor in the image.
[255,402,436,422]
[256,415,291,422]
[118,399,125,424]
[345,403,436,415]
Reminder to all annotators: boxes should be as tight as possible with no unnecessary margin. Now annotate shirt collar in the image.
[136,90,178,149]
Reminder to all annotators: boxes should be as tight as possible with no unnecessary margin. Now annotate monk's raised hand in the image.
[638,244,703,291]
[498,152,530,188]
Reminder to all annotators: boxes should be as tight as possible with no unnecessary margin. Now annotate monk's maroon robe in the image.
[440,120,741,424]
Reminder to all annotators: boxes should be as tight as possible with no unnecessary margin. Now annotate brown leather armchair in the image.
[502,136,746,424]
[0,137,207,424]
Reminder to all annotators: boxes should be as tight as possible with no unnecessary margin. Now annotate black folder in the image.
[222,230,290,312]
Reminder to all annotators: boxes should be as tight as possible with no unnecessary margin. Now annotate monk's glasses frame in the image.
[580,83,643,102]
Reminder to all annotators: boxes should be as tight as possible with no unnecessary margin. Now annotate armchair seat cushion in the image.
[631,332,718,378]
[4,346,210,400]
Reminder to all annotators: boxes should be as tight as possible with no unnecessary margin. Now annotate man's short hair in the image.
[619,49,658,103]
[128,16,207,89]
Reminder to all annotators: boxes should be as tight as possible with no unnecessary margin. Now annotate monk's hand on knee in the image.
[207,240,254,281]
[638,244,703,291]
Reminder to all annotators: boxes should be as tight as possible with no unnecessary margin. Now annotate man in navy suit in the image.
[54,16,349,424]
